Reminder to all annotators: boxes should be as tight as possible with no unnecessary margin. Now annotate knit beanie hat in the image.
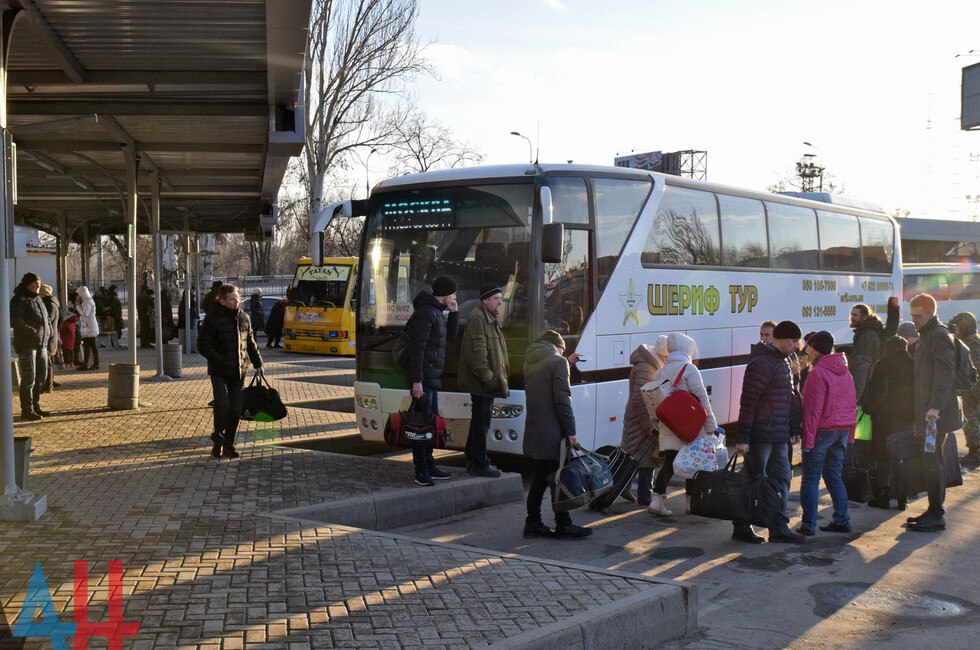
[431,276,457,297]
[20,272,40,286]
[479,283,503,300]
[896,321,918,339]
[540,330,565,351]
[807,331,834,355]
[772,320,802,340]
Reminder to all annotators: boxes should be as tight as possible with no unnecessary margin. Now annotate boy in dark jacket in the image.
[198,284,263,458]
[522,330,590,539]
[405,276,459,486]
[9,272,52,420]
[907,294,963,532]
[733,320,805,544]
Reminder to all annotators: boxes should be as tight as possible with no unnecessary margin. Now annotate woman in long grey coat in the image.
[522,330,591,540]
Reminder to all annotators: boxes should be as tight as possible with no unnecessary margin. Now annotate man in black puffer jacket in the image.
[9,272,52,420]
[404,276,459,486]
[198,284,263,459]
[733,319,805,544]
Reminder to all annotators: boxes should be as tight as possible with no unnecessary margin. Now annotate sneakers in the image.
[647,493,672,517]
[20,411,42,422]
[523,521,555,538]
[907,512,945,532]
[222,447,240,459]
[466,461,502,478]
[210,432,223,458]
[819,522,852,533]
[414,471,434,487]
[428,467,452,481]
[796,525,816,537]
[554,523,592,539]
[732,524,765,544]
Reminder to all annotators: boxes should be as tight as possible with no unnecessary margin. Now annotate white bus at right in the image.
[902,263,980,324]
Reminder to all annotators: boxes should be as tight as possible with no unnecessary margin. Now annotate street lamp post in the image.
[510,131,532,164]
[364,148,377,198]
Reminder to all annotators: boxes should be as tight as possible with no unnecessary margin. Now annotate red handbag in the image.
[655,364,707,444]
[384,397,449,449]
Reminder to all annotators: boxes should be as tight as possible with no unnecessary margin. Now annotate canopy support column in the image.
[124,146,139,366]
[150,173,168,380]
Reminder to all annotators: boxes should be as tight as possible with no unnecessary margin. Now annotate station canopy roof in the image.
[5,0,310,241]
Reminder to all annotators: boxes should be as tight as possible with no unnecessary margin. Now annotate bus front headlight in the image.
[356,395,379,410]
[491,404,523,418]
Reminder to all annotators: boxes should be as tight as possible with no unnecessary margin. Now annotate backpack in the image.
[954,336,979,395]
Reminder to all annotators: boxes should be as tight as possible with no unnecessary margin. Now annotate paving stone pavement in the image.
[1,346,691,648]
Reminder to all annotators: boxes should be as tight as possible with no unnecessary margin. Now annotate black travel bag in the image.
[589,432,659,513]
[241,374,288,421]
[689,453,784,528]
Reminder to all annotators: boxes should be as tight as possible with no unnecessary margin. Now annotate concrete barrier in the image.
[162,343,182,378]
[107,363,139,410]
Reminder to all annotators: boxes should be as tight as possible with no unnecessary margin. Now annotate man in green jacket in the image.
[458,283,510,477]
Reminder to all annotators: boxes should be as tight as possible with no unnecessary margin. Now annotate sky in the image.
[405,0,980,220]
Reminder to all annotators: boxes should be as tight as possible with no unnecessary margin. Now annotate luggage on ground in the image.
[589,433,659,512]
[689,453,783,528]
[554,440,614,513]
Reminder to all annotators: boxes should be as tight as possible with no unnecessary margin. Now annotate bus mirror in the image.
[542,223,564,264]
[540,186,554,225]
[313,232,325,267]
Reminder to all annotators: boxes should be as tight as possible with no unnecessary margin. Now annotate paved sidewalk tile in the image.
[1,348,685,648]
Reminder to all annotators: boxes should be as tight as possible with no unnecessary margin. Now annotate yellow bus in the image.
[283,256,358,356]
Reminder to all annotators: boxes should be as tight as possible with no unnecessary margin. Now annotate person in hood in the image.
[797,331,857,536]
[38,284,61,393]
[848,303,884,404]
[733,320,805,544]
[249,288,265,331]
[619,340,666,505]
[522,330,591,539]
[648,333,718,517]
[949,311,980,467]
[862,335,915,509]
[198,284,264,459]
[404,276,459,485]
[9,272,52,420]
[265,298,287,348]
[75,285,101,370]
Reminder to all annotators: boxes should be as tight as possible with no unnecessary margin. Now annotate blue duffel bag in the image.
[552,440,614,513]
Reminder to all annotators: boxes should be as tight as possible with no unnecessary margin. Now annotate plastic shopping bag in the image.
[673,432,722,479]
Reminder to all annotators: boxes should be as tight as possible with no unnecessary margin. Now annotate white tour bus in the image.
[319,164,901,454]
[902,263,980,323]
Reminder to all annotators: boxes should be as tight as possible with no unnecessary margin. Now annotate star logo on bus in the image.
[620,278,641,326]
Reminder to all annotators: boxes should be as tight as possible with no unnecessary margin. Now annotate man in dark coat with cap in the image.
[404,275,459,485]
[458,283,510,477]
[9,272,52,420]
[732,319,805,544]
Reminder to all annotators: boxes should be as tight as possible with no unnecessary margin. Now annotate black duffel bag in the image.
[689,453,784,528]
[887,430,924,496]
[242,374,288,422]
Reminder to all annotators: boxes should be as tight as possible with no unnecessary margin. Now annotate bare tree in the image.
[768,156,844,194]
[387,108,484,174]
[304,0,429,221]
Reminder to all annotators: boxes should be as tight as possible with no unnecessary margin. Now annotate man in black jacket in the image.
[9,272,52,420]
[733,319,805,544]
[907,293,963,532]
[198,284,263,458]
[405,276,458,486]
[848,303,884,404]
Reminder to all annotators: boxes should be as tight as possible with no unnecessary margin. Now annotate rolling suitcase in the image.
[589,433,658,513]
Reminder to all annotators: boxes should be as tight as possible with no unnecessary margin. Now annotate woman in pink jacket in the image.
[798,331,857,536]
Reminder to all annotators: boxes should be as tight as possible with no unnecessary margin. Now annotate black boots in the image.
[210,432,223,457]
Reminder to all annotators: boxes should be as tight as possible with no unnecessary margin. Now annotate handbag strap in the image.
[672,364,689,389]
[724,451,740,472]
[248,374,261,388]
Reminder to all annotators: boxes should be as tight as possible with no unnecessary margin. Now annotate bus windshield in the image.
[292,263,352,307]
[358,182,534,336]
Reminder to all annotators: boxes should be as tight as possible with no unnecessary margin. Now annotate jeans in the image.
[211,376,245,448]
[411,390,438,474]
[17,348,47,413]
[800,430,850,529]
[465,394,494,467]
[738,441,791,530]
[923,429,948,517]
[526,458,571,527]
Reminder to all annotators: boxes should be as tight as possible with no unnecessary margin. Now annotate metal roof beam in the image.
[16,139,265,154]
[17,150,96,192]
[98,116,174,192]
[9,69,266,87]
[15,0,88,84]
[8,101,268,116]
